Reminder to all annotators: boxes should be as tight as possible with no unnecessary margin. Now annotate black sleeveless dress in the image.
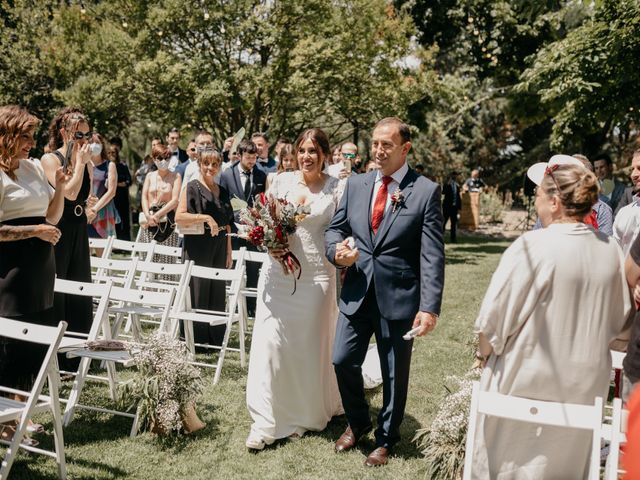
[51,151,93,361]
[183,180,234,346]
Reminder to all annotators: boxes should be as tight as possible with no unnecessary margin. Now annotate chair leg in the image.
[48,369,67,479]
[0,421,25,479]
[129,410,140,438]
[214,321,233,385]
[238,312,246,368]
[106,360,118,402]
[63,357,91,427]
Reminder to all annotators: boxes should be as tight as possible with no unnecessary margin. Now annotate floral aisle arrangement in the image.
[234,193,310,293]
[414,368,481,479]
[118,333,205,436]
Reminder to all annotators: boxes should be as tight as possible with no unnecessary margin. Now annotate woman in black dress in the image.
[176,148,233,346]
[0,105,67,443]
[41,108,95,357]
[108,145,132,240]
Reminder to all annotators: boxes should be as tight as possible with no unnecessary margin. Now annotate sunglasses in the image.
[342,153,356,159]
[73,131,93,140]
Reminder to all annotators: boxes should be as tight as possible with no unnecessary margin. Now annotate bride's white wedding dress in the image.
[246,172,344,445]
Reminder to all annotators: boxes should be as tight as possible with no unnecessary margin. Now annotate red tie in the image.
[372,176,392,234]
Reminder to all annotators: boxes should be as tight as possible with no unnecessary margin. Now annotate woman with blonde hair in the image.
[176,148,233,346]
[0,105,67,445]
[472,157,632,478]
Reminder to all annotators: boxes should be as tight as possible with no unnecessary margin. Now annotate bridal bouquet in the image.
[235,192,310,293]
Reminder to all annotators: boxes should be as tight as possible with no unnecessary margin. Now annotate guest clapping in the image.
[472,160,631,478]
[176,148,233,346]
[42,108,95,345]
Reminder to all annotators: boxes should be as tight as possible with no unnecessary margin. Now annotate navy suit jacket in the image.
[219,162,267,226]
[325,168,445,320]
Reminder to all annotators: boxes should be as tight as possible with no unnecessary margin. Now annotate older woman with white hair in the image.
[472,156,632,479]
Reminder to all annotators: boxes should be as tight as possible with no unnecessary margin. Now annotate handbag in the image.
[147,203,176,243]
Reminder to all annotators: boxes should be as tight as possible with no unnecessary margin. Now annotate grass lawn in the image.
[9,234,512,480]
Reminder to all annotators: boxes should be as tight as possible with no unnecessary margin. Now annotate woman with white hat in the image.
[471,158,632,478]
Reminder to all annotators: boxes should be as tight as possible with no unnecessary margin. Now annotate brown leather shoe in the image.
[364,447,390,467]
[334,424,372,453]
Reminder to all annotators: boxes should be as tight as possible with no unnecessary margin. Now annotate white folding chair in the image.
[54,279,114,425]
[107,285,177,342]
[0,319,67,479]
[603,397,628,479]
[88,236,114,258]
[171,263,245,384]
[463,381,603,480]
[232,248,268,327]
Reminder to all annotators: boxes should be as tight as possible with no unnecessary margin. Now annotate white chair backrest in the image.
[109,285,177,309]
[149,242,183,260]
[612,350,626,370]
[463,381,603,480]
[188,264,244,311]
[244,250,268,264]
[88,236,114,258]
[110,238,155,261]
[54,278,113,340]
[91,256,138,287]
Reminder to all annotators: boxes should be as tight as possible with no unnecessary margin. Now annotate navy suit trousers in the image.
[332,282,414,449]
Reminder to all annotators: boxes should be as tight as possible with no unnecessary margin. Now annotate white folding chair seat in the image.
[0,319,67,479]
[463,381,603,480]
[171,263,245,384]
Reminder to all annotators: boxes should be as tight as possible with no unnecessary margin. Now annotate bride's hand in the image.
[269,247,288,259]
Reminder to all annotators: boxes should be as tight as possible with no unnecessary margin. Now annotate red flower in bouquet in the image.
[232,193,311,294]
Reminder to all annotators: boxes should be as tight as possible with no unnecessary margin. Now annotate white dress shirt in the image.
[370,162,408,216]
[237,163,253,193]
[613,197,640,255]
[168,149,180,172]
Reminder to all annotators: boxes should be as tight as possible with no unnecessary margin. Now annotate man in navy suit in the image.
[219,139,266,316]
[325,117,445,467]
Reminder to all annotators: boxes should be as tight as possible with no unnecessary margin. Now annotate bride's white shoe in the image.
[245,433,266,451]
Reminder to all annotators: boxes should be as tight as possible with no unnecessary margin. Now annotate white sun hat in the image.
[526,154,584,186]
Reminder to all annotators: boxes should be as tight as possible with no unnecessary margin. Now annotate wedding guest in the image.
[463,169,486,192]
[108,145,132,240]
[246,128,344,450]
[331,144,342,166]
[442,171,462,243]
[613,150,640,252]
[365,160,379,172]
[328,142,358,179]
[219,139,266,317]
[472,161,631,478]
[573,154,613,236]
[176,148,233,346]
[274,136,291,164]
[266,143,297,190]
[182,131,216,189]
[593,152,626,212]
[0,105,67,445]
[166,127,188,172]
[140,144,181,260]
[41,108,95,347]
[622,232,640,400]
[252,132,277,173]
[175,139,197,181]
[87,133,119,242]
[133,155,154,222]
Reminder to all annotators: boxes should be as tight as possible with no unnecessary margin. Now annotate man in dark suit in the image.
[166,127,189,172]
[252,132,278,173]
[219,139,266,316]
[442,171,462,242]
[325,117,445,467]
[594,153,627,213]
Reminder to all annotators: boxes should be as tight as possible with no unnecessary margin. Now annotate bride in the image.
[245,128,344,450]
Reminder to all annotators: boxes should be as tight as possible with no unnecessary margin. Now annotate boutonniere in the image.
[391,189,405,213]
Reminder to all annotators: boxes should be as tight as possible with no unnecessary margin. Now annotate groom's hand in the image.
[412,311,438,337]
[335,239,359,267]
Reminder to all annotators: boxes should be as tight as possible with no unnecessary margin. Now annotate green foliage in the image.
[479,189,509,223]
[518,0,640,153]
[2,0,432,154]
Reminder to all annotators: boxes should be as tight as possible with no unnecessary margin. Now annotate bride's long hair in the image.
[294,128,331,175]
